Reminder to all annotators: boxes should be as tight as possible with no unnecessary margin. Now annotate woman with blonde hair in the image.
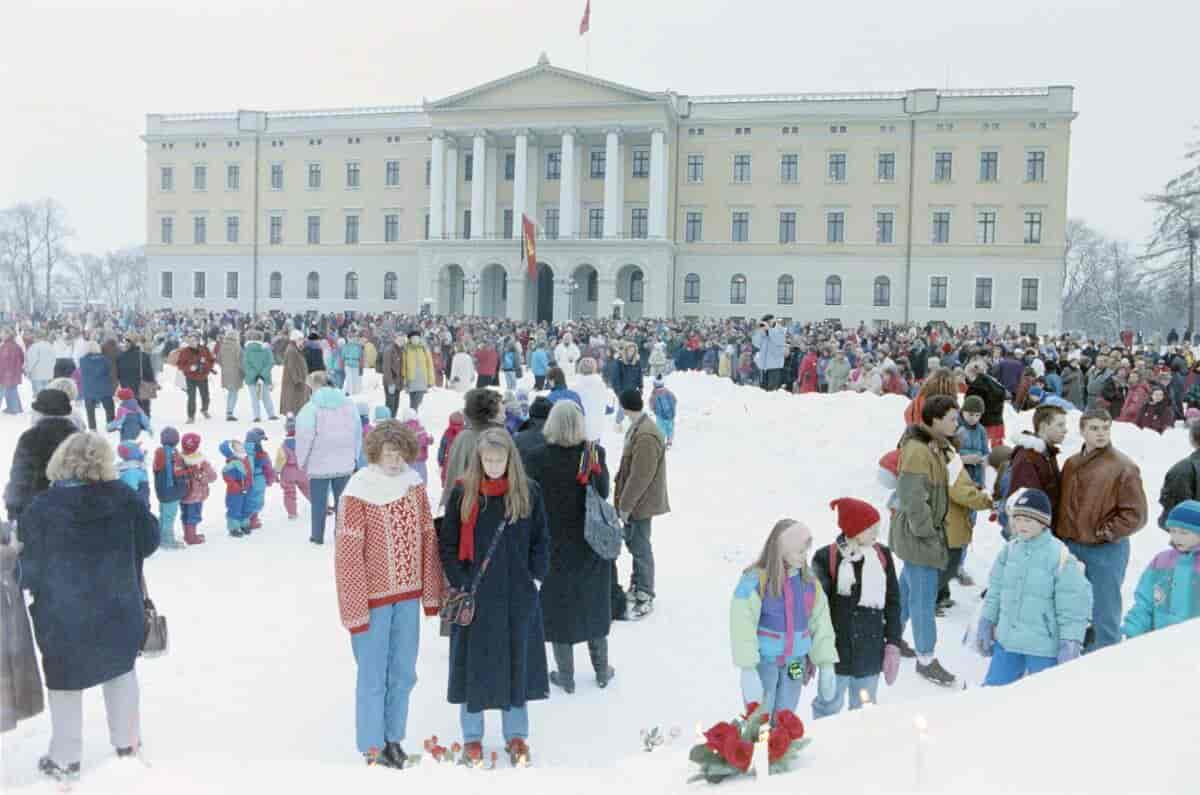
[18,432,159,783]
[439,428,549,766]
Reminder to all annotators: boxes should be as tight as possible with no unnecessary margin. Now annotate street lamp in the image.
[560,277,577,319]
[465,275,481,316]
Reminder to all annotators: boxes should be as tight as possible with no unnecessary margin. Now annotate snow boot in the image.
[596,666,616,688]
[241,520,253,536]
[916,658,957,688]
[505,738,531,767]
[549,671,575,694]
[229,528,244,538]
[183,524,206,545]
[382,742,408,769]
[39,757,80,784]
[226,415,237,422]
[629,590,654,619]
[956,570,975,587]
[587,638,614,687]
[116,746,137,758]
[364,746,403,769]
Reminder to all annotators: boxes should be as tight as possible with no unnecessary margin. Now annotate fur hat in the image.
[373,406,392,422]
[160,426,180,447]
[181,433,201,455]
[619,388,644,413]
[962,395,985,414]
[32,389,71,417]
[1008,488,1052,527]
[829,497,881,539]
[116,387,135,402]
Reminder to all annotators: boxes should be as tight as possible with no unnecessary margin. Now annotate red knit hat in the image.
[830,498,881,539]
[181,433,201,455]
[116,387,135,402]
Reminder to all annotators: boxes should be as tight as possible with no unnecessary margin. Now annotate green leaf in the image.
[689,744,720,765]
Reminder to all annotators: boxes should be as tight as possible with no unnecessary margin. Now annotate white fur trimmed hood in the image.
[342,465,424,506]
[1013,432,1047,454]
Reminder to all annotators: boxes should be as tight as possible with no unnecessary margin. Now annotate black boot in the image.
[588,638,615,688]
[39,757,80,783]
[551,643,576,693]
[382,742,408,769]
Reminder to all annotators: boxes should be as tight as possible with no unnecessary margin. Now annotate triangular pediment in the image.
[431,60,662,109]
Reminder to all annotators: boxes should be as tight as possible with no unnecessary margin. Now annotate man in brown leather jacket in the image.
[1056,409,1147,651]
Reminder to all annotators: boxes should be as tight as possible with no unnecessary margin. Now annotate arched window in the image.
[629,270,644,303]
[824,275,842,306]
[383,272,398,300]
[777,275,794,305]
[269,271,282,299]
[873,276,891,307]
[683,273,700,303]
[306,271,320,300]
[730,274,747,305]
[344,272,359,300]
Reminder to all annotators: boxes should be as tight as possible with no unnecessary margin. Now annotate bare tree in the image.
[1143,134,1200,332]
[60,252,105,306]
[0,204,45,314]
[38,199,71,315]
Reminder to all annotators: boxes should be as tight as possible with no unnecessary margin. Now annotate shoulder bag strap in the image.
[466,520,508,596]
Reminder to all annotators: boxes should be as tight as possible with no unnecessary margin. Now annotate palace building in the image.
[144,54,1074,333]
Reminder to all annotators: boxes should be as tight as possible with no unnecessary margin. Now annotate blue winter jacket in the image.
[18,480,159,690]
[651,388,677,421]
[79,353,114,402]
[956,420,989,487]
[611,359,644,396]
[982,531,1093,658]
[1122,549,1200,638]
[531,350,549,377]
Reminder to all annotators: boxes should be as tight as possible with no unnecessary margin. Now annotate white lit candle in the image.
[753,725,770,785]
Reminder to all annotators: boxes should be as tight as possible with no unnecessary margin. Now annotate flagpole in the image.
[586,31,591,74]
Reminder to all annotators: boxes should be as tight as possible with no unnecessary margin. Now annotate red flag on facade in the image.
[521,214,538,281]
[579,0,590,35]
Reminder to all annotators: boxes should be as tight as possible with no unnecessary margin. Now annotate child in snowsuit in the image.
[975,489,1092,686]
[153,426,188,548]
[811,499,902,717]
[731,519,838,721]
[649,341,667,378]
[1122,500,1200,639]
[400,407,434,483]
[179,432,217,545]
[116,442,150,510]
[107,386,152,442]
[649,375,677,448]
[437,411,465,488]
[244,427,277,531]
[956,395,990,488]
[220,439,252,538]
[274,415,311,521]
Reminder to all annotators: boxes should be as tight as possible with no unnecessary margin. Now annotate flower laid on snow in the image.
[689,706,811,784]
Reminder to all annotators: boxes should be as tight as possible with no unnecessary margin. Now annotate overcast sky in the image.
[5,0,1197,254]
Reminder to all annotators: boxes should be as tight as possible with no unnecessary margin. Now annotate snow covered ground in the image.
[0,369,1193,793]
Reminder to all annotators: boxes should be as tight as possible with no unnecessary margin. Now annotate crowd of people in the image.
[1,306,1199,783]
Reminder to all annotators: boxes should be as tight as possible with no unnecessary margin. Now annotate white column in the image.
[443,141,459,238]
[527,136,541,231]
[484,140,498,238]
[559,129,577,239]
[429,135,445,239]
[470,133,487,240]
[649,128,667,239]
[553,277,571,323]
[513,131,528,233]
[603,129,622,238]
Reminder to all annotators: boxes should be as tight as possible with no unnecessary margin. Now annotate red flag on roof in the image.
[521,214,537,281]
[579,0,590,35]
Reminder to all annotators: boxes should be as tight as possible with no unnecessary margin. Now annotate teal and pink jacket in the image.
[729,566,838,670]
[1122,548,1200,638]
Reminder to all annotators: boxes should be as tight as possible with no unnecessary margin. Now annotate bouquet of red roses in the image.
[687,703,811,784]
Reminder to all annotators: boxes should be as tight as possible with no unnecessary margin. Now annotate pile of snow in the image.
[0,369,1190,793]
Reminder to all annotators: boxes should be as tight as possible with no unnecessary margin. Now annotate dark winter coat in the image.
[79,352,115,402]
[115,347,155,392]
[611,358,644,397]
[966,372,1007,428]
[522,443,611,644]
[439,482,550,713]
[19,481,159,690]
[812,540,901,678]
[1159,449,1200,529]
[4,417,79,521]
[1137,398,1175,434]
[1061,366,1085,410]
[994,357,1024,394]
[1007,433,1062,531]
[303,340,326,373]
[513,419,547,459]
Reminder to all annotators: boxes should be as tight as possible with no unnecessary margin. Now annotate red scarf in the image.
[458,477,509,562]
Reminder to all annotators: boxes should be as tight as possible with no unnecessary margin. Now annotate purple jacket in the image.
[294,387,362,479]
[0,340,25,387]
[995,357,1024,394]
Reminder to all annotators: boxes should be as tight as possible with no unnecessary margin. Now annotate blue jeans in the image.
[2,385,21,413]
[811,674,880,718]
[503,370,517,390]
[350,600,420,754]
[248,381,275,420]
[983,641,1056,686]
[1065,538,1129,652]
[310,475,350,543]
[899,562,939,657]
[159,500,180,545]
[225,388,240,417]
[460,703,529,744]
[624,518,655,597]
[656,417,675,442]
[740,663,803,717]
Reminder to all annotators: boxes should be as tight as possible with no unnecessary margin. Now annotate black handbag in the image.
[440,520,508,628]
[139,573,168,658]
[579,444,622,560]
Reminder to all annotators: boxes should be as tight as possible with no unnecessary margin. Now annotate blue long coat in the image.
[19,480,159,690]
[439,482,550,713]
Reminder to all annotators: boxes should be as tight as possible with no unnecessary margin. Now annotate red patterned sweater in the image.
[335,465,443,633]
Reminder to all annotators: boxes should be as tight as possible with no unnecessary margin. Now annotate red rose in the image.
[774,710,805,742]
[703,722,738,755]
[728,739,754,772]
[768,727,792,763]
